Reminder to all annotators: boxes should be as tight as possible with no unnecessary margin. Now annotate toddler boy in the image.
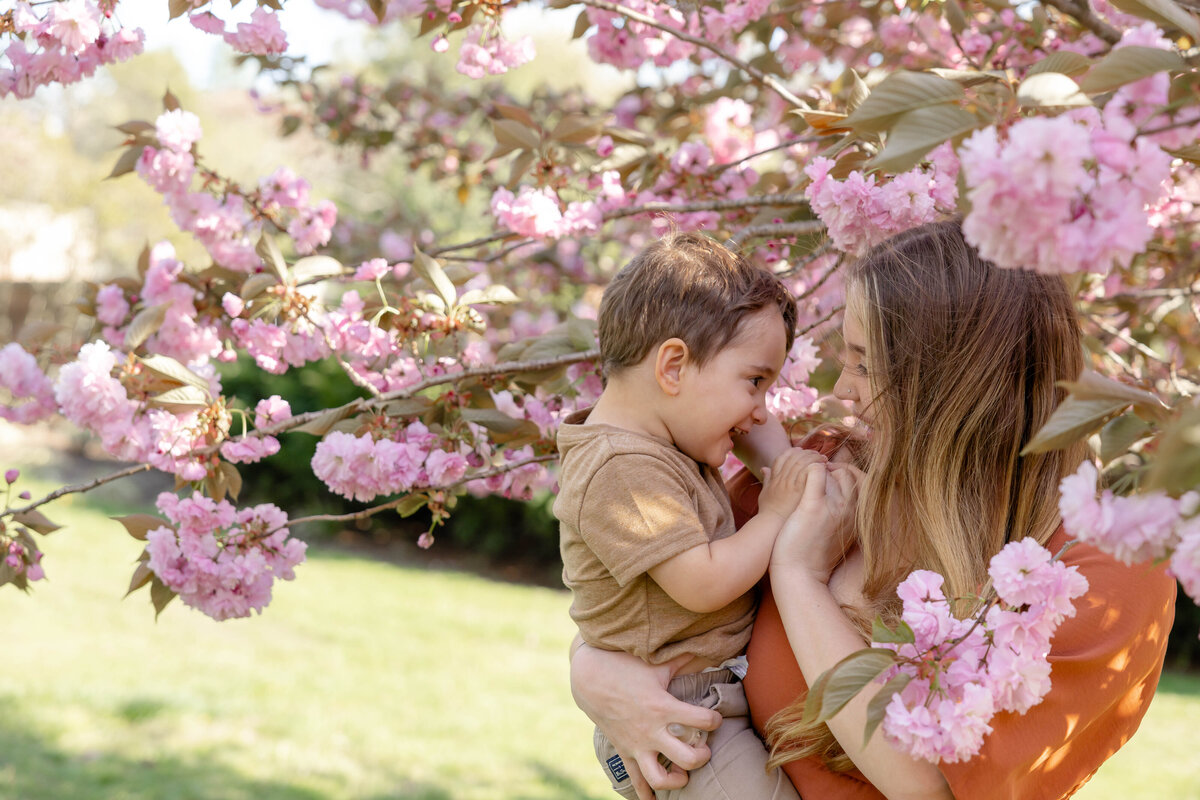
[557,231,815,800]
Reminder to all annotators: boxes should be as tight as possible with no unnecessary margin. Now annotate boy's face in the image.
[669,307,789,469]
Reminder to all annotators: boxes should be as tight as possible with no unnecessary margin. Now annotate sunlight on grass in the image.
[2,473,1197,799]
[0,477,610,800]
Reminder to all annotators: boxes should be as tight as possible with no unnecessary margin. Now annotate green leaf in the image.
[256,235,289,282]
[867,104,980,174]
[167,0,192,21]
[241,272,280,301]
[810,648,897,724]
[490,118,541,159]
[111,514,168,541]
[801,661,836,725]
[460,407,527,434]
[871,616,916,645]
[125,560,155,597]
[457,285,520,306]
[573,8,591,39]
[1025,51,1093,78]
[1099,413,1151,465]
[1144,406,1200,495]
[106,146,146,180]
[384,397,434,418]
[864,672,912,747]
[567,316,598,351]
[150,576,176,619]
[1165,143,1200,164]
[293,406,359,436]
[394,493,428,518]
[1017,73,1092,108]
[1021,396,1129,455]
[12,509,61,535]
[149,385,211,409]
[140,354,211,391]
[550,114,604,145]
[219,461,243,501]
[162,89,181,112]
[115,119,156,136]
[412,248,457,309]
[844,69,871,115]
[1058,370,1169,420]
[124,303,170,351]
[1107,0,1200,38]
[1079,46,1186,95]
[292,255,345,283]
[843,71,966,134]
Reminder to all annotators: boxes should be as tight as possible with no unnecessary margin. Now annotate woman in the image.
[570,220,1176,800]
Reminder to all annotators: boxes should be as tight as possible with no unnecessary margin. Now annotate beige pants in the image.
[593,668,800,800]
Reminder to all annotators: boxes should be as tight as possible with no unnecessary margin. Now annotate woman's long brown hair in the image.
[766,219,1091,771]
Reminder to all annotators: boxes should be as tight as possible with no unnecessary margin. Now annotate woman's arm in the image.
[570,638,722,800]
[733,413,791,479]
[770,467,955,800]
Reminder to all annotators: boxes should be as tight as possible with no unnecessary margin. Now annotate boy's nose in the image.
[751,397,768,424]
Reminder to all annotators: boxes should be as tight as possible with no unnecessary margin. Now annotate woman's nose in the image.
[834,370,856,401]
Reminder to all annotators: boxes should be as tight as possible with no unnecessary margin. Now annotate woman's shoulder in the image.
[1048,526,1177,616]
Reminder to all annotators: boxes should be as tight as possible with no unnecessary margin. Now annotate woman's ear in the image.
[654,338,689,396]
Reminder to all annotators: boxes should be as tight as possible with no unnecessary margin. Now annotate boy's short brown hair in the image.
[598,231,798,376]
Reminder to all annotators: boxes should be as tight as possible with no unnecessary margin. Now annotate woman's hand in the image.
[771,462,862,583]
[570,644,721,799]
[759,447,827,520]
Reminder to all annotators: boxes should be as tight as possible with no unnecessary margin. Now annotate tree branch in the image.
[282,453,559,530]
[727,220,826,248]
[574,0,807,108]
[1038,0,1122,44]
[5,463,154,518]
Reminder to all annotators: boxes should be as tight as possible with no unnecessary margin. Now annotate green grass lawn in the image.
[1,472,1197,799]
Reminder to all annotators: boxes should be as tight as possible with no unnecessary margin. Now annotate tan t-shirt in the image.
[555,408,756,665]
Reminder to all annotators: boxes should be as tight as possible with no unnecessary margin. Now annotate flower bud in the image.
[4,469,17,484]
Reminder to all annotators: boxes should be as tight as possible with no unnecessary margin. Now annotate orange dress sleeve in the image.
[728,468,1177,800]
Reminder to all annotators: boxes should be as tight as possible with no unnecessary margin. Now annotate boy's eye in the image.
[750,376,763,387]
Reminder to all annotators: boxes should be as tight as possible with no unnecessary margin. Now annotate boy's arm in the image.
[648,450,823,613]
[732,414,790,479]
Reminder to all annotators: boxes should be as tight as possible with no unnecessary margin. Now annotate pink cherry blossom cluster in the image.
[312,0,425,25]
[453,24,535,79]
[53,341,227,480]
[188,7,288,55]
[220,395,292,464]
[490,186,601,240]
[136,109,336,270]
[145,491,306,621]
[310,423,474,502]
[0,0,144,99]
[3,537,45,582]
[804,143,959,257]
[766,336,821,422]
[1058,461,1200,603]
[959,104,1172,275]
[0,343,58,424]
[703,97,780,166]
[877,538,1089,763]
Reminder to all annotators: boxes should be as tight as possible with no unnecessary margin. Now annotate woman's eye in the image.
[854,364,869,376]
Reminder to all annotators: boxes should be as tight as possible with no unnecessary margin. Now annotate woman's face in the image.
[834,303,876,430]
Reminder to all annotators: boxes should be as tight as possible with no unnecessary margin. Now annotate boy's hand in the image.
[771,462,862,583]
[758,447,826,520]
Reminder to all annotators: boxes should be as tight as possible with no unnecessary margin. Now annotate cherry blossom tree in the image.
[2,0,1199,761]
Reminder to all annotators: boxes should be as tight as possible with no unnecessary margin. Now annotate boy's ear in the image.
[654,338,689,396]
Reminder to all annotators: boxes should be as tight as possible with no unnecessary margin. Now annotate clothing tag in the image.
[606,753,629,784]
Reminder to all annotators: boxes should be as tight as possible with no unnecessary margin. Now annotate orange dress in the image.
[728,470,1177,800]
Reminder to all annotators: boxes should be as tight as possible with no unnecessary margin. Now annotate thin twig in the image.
[795,250,845,302]
[282,453,559,530]
[5,463,154,517]
[575,0,807,108]
[1088,315,1169,364]
[728,220,826,248]
[798,304,843,337]
[1038,0,1122,44]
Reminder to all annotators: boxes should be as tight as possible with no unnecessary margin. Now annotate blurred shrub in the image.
[1167,586,1200,670]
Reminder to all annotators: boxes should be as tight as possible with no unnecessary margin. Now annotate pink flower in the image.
[188,11,226,35]
[0,343,57,424]
[424,449,468,486]
[155,109,203,154]
[45,0,102,54]
[254,395,292,428]
[1169,517,1200,601]
[354,258,390,281]
[224,8,288,55]
[222,292,245,318]
[95,283,130,326]
[220,435,281,464]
